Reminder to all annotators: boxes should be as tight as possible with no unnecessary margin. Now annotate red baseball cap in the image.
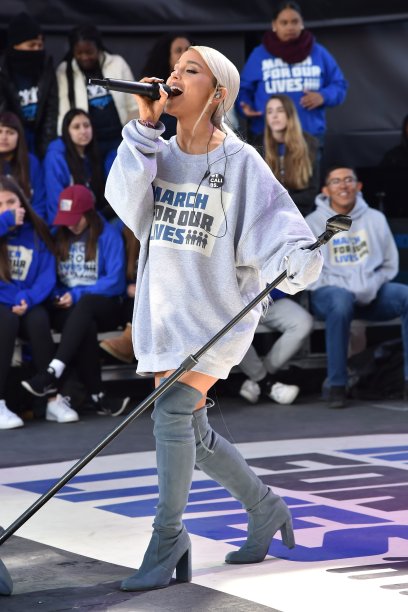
[53,185,95,226]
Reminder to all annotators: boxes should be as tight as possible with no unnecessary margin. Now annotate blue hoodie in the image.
[44,138,82,225]
[237,42,348,136]
[44,138,115,225]
[52,217,126,304]
[0,210,56,308]
[305,193,398,305]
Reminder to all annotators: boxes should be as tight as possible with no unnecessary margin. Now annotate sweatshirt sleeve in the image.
[236,48,262,114]
[319,46,348,108]
[44,147,70,224]
[15,242,56,309]
[56,62,70,135]
[235,153,323,295]
[374,216,399,287]
[69,223,126,304]
[29,153,47,220]
[105,119,166,239]
[0,210,16,236]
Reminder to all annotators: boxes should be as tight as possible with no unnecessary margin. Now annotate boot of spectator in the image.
[100,323,134,363]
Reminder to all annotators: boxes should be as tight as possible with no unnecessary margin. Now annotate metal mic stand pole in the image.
[0,214,351,595]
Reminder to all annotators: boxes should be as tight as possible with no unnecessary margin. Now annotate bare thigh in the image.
[155,370,218,410]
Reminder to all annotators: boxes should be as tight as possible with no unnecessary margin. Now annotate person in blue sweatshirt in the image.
[0,111,46,219]
[44,108,114,225]
[237,1,347,142]
[306,165,408,409]
[22,184,128,419]
[0,176,55,430]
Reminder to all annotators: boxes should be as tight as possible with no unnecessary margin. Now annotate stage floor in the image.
[1,391,408,611]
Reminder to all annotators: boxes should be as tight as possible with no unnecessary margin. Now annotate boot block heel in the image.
[280,520,295,549]
[175,545,192,582]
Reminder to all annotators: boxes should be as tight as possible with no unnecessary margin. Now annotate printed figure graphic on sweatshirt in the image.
[104,44,323,592]
[0,111,46,219]
[237,1,347,142]
[0,176,56,430]
[305,165,408,409]
[22,184,129,421]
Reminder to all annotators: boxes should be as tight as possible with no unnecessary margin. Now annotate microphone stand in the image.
[0,214,351,595]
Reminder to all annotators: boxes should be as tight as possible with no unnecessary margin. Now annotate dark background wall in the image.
[1,2,408,169]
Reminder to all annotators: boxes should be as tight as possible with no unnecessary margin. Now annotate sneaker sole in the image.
[239,390,259,404]
[0,421,24,430]
[21,381,58,398]
[46,414,79,423]
[111,397,131,417]
[269,387,300,405]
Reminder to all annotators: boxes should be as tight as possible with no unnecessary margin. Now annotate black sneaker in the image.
[327,385,347,409]
[84,393,131,417]
[21,368,58,397]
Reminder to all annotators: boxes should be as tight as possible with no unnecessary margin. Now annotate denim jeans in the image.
[310,283,408,387]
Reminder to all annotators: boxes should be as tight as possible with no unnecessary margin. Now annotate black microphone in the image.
[88,78,181,100]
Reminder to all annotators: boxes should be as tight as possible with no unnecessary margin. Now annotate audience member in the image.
[0,111,46,219]
[258,94,319,216]
[21,185,129,419]
[239,289,313,404]
[56,24,138,160]
[0,176,56,430]
[44,108,111,224]
[100,225,139,363]
[237,1,347,144]
[0,12,58,158]
[305,165,408,408]
[140,33,192,139]
[380,113,408,168]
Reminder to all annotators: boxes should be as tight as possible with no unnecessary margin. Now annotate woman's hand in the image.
[55,292,73,309]
[127,283,136,298]
[134,77,169,125]
[240,101,263,118]
[12,299,28,316]
[300,91,324,110]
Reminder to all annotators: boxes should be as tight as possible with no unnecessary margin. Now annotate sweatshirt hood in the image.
[47,137,66,154]
[314,191,369,222]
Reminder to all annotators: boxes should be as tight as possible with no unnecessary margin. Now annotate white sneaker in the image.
[46,395,79,423]
[239,379,261,404]
[268,382,300,405]
[0,399,24,429]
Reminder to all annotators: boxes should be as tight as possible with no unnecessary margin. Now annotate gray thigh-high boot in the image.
[121,382,202,591]
[193,404,295,564]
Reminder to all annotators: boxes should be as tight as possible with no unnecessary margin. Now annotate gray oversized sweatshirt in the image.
[105,120,322,378]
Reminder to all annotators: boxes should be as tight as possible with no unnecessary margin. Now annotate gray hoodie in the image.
[105,120,322,378]
[306,193,398,305]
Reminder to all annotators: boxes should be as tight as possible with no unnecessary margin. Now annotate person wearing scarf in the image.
[237,1,348,144]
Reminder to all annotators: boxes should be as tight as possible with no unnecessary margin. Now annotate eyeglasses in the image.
[327,176,357,186]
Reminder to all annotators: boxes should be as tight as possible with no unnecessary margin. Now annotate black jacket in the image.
[0,52,58,158]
